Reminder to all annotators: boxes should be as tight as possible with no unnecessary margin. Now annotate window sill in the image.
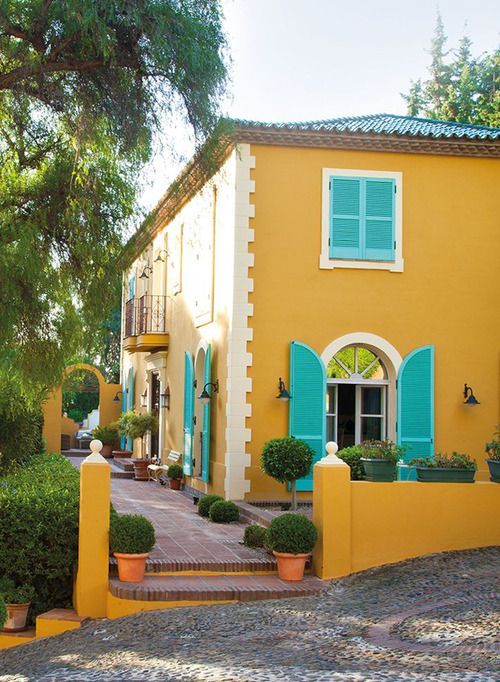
[319,254,404,272]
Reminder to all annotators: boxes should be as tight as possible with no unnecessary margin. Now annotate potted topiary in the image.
[197,494,223,518]
[92,424,119,458]
[410,452,477,483]
[167,463,183,490]
[485,427,500,483]
[266,513,317,581]
[261,437,313,511]
[109,513,156,582]
[118,411,159,480]
[360,439,405,482]
[208,499,240,523]
[0,579,35,632]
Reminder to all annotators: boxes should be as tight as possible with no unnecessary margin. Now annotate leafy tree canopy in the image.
[0,0,227,412]
[403,13,499,127]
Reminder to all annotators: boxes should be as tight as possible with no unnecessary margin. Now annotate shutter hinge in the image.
[193,379,197,388]
[193,416,197,426]
[329,180,331,190]
[328,237,331,246]
[394,185,397,193]
[394,240,396,249]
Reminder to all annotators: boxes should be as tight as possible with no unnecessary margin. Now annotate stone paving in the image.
[1,547,498,681]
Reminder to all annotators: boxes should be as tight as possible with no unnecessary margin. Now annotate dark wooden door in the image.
[150,373,160,458]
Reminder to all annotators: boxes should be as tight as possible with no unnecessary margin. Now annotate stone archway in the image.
[42,363,121,453]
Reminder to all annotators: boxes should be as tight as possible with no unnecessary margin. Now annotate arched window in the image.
[326,345,388,449]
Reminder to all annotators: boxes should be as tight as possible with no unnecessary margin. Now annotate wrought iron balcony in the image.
[123,295,169,353]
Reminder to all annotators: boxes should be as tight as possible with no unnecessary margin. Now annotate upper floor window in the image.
[320,168,403,272]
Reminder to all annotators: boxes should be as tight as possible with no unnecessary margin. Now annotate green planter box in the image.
[415,467,475,483]
[486,459,500,483]
[361,458,396,482]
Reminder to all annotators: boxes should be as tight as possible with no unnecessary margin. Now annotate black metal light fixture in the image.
[112,390,122,403]
[276,377,291,401]
[154,249,169,263]
[198,380,219,405]
[140,389,148,408]
[160,386,170,409]
[139,265,153,279]
[463,384,480,406]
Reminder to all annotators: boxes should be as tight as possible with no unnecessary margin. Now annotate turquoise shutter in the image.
[397,345,434,462]
[289,341,326,491]
[201,345,211,482]
[364,178,395,261]
[183,352,194,476]
[120,375,127,448]
[330,177,361,259]
[126,367,134,450]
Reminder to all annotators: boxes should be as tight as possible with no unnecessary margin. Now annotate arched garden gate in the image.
[289,334,434,490]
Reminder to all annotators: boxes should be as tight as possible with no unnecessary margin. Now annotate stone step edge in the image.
[109,557,279,574]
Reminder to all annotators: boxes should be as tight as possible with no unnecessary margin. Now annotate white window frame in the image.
[320,167,404,272]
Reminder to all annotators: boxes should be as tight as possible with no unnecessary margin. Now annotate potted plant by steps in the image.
[360,439,405,482]
[266,513,318,582]
[485,427,500,483]
[92,424,119,458]
[118,411,159,480]
[167,463,183,490]
[110,513,156,583]
[410,452,477,483]
[0,579,35,632]
[261,437,314,511]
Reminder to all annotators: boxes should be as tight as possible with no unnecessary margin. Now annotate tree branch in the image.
[0,11,29,41]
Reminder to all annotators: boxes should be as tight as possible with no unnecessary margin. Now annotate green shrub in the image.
[485,426,500,461]
[109,514,156,554]
[118,411,158,440]
[0,596,6,630]
[261,437,313,510]
[410,452,477,470]
[0,453,79,621]
[337,446,365,480]
[0,399,44,471]
[92,424,119,445]
[0,578,35,604]
[267,513,317,554]
[243,524,267,548]
[198,494,223,518]
[167,463,183,480]
[360,439,406,465]
[209,500,240,523]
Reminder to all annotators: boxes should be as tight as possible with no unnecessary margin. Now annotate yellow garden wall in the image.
[313,456,500,579]
[246,144,500,498]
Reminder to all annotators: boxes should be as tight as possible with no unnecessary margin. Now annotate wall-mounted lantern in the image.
[276,377,291,401]
[198,380,219,405]
[463,384,480,406]
[139,265,153,279]
[160,386,170,409]
[113,391,122,403]
[154,249,169,263]
[140,389,148,408]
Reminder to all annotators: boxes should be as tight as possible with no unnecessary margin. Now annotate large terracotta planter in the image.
[101,444,114,458]
[273,551,309,582]
[132,458,151,481]
[114,552,149,582]
[169,478,182,490]
[415,467,475,483]
[361,458,396,482]
[486,459,500,483]
[2,603,30,632]
[112,450,133,458]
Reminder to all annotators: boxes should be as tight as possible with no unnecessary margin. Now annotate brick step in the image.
[109,555,280,574]
[109,574,327,603]
[111,458,134,479]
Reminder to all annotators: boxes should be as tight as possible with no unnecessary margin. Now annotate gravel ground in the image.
[0,547,498,682]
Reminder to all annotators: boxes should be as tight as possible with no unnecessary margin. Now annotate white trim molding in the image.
[224,144,255,500]
[320,167,404,272]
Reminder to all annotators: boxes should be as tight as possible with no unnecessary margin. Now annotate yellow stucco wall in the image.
[246,144,500,498]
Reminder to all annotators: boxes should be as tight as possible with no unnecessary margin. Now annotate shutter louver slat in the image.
[330,177,361,259]
[201,345,211,482]
[183,352,194,476]
[364,179,395,261]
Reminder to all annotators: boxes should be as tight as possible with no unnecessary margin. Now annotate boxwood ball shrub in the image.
[337,446,365,480]
[109,514,156,554]
[0,453,80,621]
[209,500,240,523]
[243,524,267,548]
[198,494,223,518]
[267,513,318,555]
[261,437,314,510]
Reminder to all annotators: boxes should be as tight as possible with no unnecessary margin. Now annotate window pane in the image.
[361,416,383,441]
[362,387,382,415]
[326,415,336,442]
[326,385,336,414]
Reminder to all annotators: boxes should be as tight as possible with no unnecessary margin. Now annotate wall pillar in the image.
[74,440,110,618]
[312,442,352,579]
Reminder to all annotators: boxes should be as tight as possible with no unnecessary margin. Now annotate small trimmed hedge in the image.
[243,524,267,548]
[267,513,317,554]
[209,500,240,523]
[198,494,223,518]
[109,514,156,554]
[167,463,183,480]
[337,446,365,480]
[0,578,35,604]
[0,453,80,621]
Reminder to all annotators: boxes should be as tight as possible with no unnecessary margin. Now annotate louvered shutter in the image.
[364,178,395,261]
[200,345,211,482]
[330,177,362,259]
[397,346,434,462]
[126,368,134,450]
[289,341,326,491]
[183,352,194,476]
[120,374,127,449]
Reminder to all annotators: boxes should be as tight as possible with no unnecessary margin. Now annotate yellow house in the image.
[120,114,500,500]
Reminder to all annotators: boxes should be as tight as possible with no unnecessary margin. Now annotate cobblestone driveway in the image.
[1,548,498,681]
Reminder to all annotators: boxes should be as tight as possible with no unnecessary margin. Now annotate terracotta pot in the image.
[114,552,149,582]
[132,458,151,481]
[3,603,30,632]
[273,551,309,582]
[101,444,114,458]
[169,478,181,490]
[112,450,133,458]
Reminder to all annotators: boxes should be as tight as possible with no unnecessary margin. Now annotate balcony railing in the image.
[124,295,167,337]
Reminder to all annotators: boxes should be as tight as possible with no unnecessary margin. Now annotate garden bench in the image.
[147,450,181,484]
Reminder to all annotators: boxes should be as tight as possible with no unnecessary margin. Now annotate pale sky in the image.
[139,0,499,212]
